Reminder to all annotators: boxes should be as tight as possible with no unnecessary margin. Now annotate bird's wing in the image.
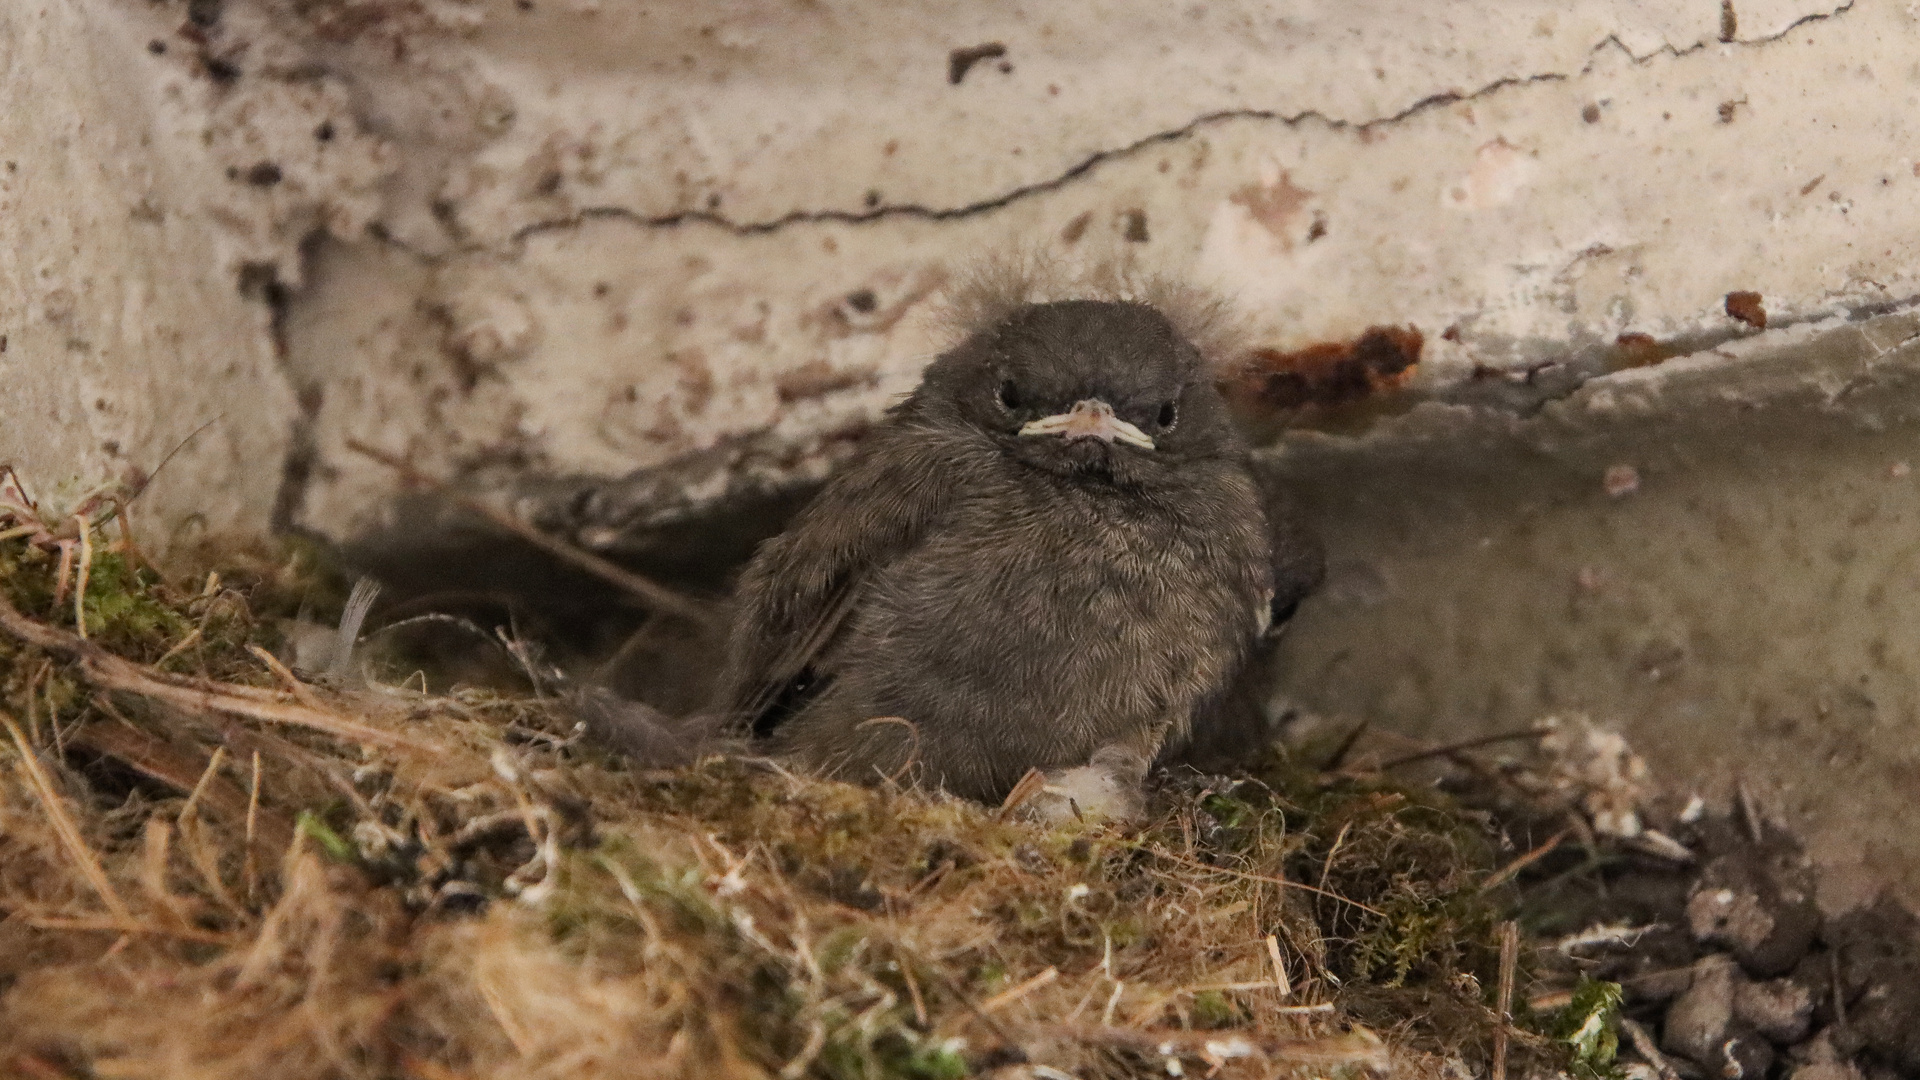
[723,421,958,734]
[1256,472,1324,636]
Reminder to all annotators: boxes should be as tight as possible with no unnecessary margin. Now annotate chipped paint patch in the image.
[1225,326,1426,412]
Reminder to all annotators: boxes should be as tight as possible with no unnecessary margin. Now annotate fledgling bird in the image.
[722,278,1300,815]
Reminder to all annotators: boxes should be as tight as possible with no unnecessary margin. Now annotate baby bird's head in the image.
[919,299,1242,485]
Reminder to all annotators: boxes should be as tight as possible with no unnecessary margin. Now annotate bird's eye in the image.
[1157,400,1178,428]
[998,380,1022,411]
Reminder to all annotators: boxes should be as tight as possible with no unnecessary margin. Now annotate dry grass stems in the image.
[0,488,1615,1080]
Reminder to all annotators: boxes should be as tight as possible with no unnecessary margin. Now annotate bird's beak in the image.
[1018,399,1155,450]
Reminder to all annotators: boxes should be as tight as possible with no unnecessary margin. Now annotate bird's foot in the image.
[1021,745,1150,824]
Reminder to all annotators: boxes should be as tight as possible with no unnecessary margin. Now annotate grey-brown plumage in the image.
[722,292,1291,805]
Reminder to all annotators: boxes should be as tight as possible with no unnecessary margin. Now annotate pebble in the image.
[1686,853,1818,977]
[1662,955,1736,1062]
[1734,976,1814,1045]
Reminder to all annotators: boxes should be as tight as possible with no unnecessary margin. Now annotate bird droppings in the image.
[1725,291,1768,329]
[1223,325,1424,413]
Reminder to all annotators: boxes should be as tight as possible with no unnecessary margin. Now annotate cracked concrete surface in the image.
[1268,307,1920,906]
[266,0,1918,547]
[8,0,1920,894]
[11,0,1910,543]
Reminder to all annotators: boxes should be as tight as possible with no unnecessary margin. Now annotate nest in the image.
[0,506,1619,1080]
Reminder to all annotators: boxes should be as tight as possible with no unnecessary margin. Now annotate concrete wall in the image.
[11,0,1909,549]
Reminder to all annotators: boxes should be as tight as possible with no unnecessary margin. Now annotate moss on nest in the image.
[0,500,1617,1079]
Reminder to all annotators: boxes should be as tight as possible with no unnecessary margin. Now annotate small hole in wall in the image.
[846,289,878,314]
[864,190,881,209]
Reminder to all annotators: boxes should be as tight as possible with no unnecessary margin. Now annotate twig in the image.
[0,589,436,752]
[4,712,132,922]
[1493,920,1518,1080]
[1318,820,1352,891]
[179,746,227,824]
[1619,1018,1681,1080]
[1184,981,1286,993]
[248,644,326,710]
[1481,829,1570,892]
[245,750,262,904]
[900,953,929,1028]
[1528,988,1573,1011]
[1736,774,1765,844]
[13,911,231,945]
[152,626,203,669]
[1359,727,1550,773]
[73,518,92,639]
[1266,933,1292,999]
[346,439,717,628]
[1317,720,1370,772]
[929,967,1022,1050]
[980,966,1058,1013]
[69,718,295,851]
[997,767,1047,821]
[1041,1025,1387,1068]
